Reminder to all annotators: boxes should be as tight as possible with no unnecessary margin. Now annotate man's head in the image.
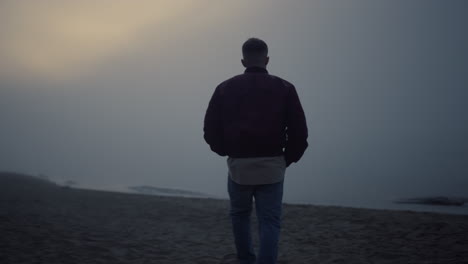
[242,38,269,68]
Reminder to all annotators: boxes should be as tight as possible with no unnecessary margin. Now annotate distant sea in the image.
[285,196,468,216]
[82,183,468,216]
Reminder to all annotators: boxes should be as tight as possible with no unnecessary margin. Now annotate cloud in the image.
[0,0,196,80]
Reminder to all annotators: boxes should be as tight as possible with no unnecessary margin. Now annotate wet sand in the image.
[1,172,467,263]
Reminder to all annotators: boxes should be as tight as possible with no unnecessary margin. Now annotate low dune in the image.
[1,172,467,263]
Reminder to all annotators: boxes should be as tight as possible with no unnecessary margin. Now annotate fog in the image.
[1,1,467,211]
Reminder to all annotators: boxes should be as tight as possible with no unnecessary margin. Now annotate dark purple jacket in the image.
[203,67,308,167]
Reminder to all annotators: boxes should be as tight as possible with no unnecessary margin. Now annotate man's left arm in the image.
[203,85,227,156]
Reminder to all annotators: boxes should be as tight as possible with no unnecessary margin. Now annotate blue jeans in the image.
[227,177,284,264]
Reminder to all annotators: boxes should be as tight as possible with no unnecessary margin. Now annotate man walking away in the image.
[203,38,308,264]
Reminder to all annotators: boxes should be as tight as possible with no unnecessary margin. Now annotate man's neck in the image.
[244,66,268,73]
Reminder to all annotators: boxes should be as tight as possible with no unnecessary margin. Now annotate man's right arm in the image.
[203,85,227,156]
[284,84,308,167]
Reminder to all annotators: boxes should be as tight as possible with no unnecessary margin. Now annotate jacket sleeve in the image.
[284,84,308,167]
[203,85,227,156]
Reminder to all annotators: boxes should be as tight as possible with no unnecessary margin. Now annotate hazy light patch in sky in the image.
[0,0,200,80]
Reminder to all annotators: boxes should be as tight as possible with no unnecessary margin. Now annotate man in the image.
[203,38,308,264]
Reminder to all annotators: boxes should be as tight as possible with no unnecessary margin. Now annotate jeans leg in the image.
[254,180,284,264]
[228,177,256,264]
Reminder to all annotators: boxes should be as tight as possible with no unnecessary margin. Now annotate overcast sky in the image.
[1,0,467,208]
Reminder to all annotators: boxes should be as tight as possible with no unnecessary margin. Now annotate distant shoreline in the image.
[2,171,467,216]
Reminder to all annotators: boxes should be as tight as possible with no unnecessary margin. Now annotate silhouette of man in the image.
[204,38,308,264]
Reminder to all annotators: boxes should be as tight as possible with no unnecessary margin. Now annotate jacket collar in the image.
[244,67,268,74]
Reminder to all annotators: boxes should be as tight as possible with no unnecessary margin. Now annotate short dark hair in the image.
[242,38,268,59]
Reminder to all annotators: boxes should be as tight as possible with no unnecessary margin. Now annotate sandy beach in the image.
[1,172,467,264]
